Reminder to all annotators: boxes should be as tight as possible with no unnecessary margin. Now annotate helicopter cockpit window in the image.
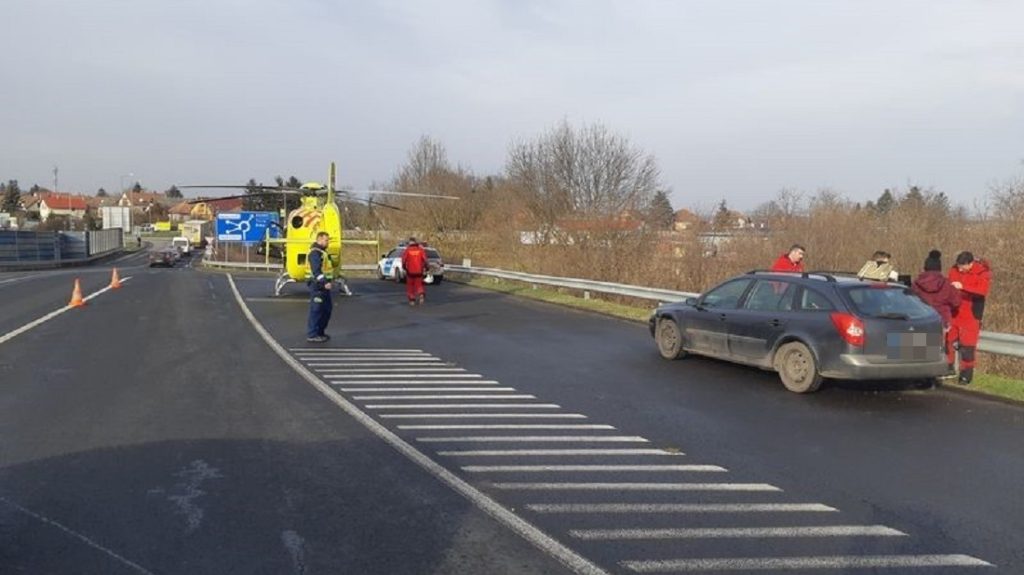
[291,216,304,229]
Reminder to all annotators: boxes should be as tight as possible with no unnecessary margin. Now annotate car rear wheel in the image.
[377,267,385,280]
[655,318,687,360]
[433,275,443,285]
[774,342,823,393]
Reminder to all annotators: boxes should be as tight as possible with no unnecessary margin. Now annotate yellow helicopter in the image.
[182,162,457,296]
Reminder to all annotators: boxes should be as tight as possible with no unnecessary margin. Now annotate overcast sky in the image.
[3,0,1022,210]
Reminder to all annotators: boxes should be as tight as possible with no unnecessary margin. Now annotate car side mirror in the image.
[685,297,698,307]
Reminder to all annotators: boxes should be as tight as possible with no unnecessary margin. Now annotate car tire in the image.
[377,268,385,280]
[433,275,443,285]
[655,317,687,360]
[396,272,405,284]
[774,342,823,393]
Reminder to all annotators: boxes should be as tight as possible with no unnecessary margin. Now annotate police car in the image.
[377,243,445,284]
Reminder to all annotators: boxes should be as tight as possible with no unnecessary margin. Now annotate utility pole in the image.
[54,166,67,231]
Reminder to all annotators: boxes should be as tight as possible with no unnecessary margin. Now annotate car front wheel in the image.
[774,342,823,393]
[655,317,687,360]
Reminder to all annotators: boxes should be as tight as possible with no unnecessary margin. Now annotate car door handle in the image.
[768,319,782,327]
[718,313,728,321]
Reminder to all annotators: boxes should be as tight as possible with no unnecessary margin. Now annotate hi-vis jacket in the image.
[306,245,334,289]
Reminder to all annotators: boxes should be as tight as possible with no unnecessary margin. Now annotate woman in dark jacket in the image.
[911,250,960,328]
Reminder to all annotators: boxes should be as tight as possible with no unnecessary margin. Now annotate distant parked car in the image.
[377,244,445,284]
[148,249,177,267]
[649,271,948,393]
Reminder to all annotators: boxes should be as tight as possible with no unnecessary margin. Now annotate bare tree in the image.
[388,136,494,234]
[506,121,660,240]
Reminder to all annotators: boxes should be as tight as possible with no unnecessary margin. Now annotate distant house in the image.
[118,191,167,208]
[168,201,194,223]
[188,197,245,220]
[673,209,702,232]
[39,193,89,221]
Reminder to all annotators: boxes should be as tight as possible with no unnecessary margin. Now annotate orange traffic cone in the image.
[110,267,122,289]
[69,279,86,308]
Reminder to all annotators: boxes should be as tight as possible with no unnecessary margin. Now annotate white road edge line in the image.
[366,404,561,410]
[226,274,609,575]
[0,277,133,346]
[0,496,154,575]
[620,555,994,572]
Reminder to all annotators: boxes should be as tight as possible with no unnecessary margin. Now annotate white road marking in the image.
[355,394,537,400]
[438,449,681,456]
[298,354,435,359]
[335,380,499,384]
[571,525,906,540]
[330,374,482,379]
[228,276,609,575]
[318,368,468,373]
[419,436,649,443]
[621,555,994,572]
[0,277,133,347]
[289,348,424,352]
[366,403,561,410]
[491,483,780,491]
[464,465,725,473]
[0,496,155,575]
[311,363,449,368]
[400,424,616,430]
[307,358,444,362]
[526,503,838,514]
[343,387,518,393]
[381,413,588,419]
[331,380,499,384]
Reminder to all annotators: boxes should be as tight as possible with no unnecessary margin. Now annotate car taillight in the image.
[830,312,865,347]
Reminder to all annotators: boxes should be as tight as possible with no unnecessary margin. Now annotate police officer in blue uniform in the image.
[306,232,334,343]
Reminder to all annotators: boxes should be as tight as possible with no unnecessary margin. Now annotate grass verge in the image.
[451,273,1024,405]
[454,275,654,323]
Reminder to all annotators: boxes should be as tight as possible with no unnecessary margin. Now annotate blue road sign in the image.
[216,212,280,243]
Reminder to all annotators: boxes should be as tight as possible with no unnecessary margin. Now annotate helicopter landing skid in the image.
[274,273,354,297]
[274,273,295,297]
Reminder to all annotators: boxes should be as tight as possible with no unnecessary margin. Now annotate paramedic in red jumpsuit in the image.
[947,252,992,385]
[401,238,429,306]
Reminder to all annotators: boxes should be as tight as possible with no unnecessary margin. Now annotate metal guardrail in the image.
[446,265,1024,359]
[202,260,376,272]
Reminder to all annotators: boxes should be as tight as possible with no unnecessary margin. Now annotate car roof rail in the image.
[745,269,837,282]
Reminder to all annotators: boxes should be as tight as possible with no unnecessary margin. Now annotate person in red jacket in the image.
[911,250,960,376]
[947,251,992,385]
[771,244,805,273]
[401,238,429,306]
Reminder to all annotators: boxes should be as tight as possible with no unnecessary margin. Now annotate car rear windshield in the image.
[842,286,937,320]
[426,249,440,259]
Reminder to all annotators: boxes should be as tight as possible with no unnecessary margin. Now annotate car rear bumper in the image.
[822,354,948,380]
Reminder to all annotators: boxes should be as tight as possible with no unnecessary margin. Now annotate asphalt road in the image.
[2,258,1022,574]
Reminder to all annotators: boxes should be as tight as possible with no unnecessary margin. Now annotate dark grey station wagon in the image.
[649,271,948,393]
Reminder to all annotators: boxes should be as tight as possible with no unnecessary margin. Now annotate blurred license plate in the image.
[886,332,940,361]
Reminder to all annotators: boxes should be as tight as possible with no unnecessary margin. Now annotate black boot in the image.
[958,367,974,385]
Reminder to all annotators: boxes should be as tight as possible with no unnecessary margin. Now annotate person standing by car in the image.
[771,244,805,273]
[947,251,992,385]
[401,237,428,306]
[306,232,334,343]
[858,250,899,282]
[911,250,960,373]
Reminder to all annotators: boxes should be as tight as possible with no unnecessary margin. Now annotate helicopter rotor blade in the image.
[338,197,403,211]
[340,189,460,200]
[183,190,308,204]
[177,184,303,191]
